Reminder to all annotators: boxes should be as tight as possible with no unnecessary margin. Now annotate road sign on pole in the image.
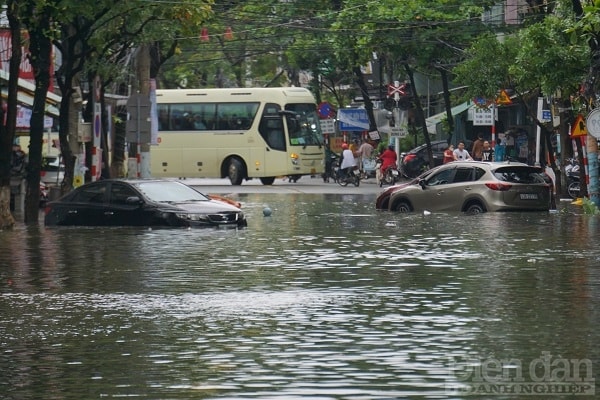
[586,109,600,139]
[126,93,152,143]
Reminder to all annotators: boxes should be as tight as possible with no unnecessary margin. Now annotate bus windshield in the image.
[285,104,323,147]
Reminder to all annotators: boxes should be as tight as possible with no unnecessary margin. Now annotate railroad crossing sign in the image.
[387,82,406,97]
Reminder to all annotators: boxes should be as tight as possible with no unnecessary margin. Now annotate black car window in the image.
[433,142,447,152]
[493,167,546,184]
[71,185,106,203]
[453,167,473,183]
[426,168,455,186]
[110,184,139,205]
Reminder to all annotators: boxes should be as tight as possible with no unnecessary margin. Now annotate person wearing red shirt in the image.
[443,144,455,164]
[379,145,397,175]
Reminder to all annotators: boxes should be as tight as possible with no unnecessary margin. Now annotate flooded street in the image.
[1,188,599,399]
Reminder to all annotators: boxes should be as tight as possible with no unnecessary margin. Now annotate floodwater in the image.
[0,193,598,399]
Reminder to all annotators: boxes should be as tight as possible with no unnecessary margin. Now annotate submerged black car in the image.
[400,140,448,178]
[400,140,473,179]
[44,179,247,228]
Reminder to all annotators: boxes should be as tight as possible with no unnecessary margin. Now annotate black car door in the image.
[59,182,108,225]
[104,182,148,226]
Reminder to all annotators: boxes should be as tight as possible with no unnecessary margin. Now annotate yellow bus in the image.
[153,87,325,185]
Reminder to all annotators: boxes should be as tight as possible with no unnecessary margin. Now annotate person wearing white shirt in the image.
[340,143,356,178]
[453,141,473,161]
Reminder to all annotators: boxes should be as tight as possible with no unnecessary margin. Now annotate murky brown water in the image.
[1,194,598,399]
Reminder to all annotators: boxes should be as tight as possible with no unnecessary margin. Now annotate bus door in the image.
[258,115,289,176]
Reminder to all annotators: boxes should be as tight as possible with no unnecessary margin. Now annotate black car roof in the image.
[408,140,448,153]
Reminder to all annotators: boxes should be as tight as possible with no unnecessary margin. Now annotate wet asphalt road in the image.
[182,175,391,195]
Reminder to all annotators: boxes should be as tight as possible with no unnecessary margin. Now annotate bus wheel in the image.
[260,177,275,185]
[227,158,245,185]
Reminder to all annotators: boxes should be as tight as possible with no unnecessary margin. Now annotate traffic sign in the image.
[541,110,552,123]
[496,89,512,105]
[586,108,600,139]
[319,119,335,135]
[571,114,587,137]
[387,83,406,96]
[472,106,496,126]
[473,96,491,107]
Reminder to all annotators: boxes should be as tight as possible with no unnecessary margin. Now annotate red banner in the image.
[0,29,55,90]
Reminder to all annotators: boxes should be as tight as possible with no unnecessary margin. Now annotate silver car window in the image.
[426,168,455,186]
[453,167,474,183]
[493,167,546,184]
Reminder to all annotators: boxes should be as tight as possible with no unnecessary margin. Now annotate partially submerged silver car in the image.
[377,161,551,213]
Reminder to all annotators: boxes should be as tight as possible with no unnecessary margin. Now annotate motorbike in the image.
[565,158,581,199]
[567,169,580,199]
[337,166,360,187]
[322,153,339,183]
[379,164,400,187]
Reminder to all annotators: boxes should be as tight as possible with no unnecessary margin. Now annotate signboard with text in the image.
[337,108,369,131]
[472,107,496,126]
[319,119,335,135]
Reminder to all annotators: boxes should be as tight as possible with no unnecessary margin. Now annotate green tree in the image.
[331,0,494,165]
[454,5,589,197]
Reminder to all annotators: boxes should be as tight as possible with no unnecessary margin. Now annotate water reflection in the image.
[1,195,598,399]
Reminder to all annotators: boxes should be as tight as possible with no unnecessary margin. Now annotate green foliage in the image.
[511,15,589,96]
[582,197,600,215]
[454,1,591,104]
[453,33,517,99]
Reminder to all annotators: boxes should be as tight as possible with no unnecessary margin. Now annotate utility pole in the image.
[127,45,152,178]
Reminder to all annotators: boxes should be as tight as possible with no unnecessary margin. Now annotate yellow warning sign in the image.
[496,89,512,105]
[571,114,587,137]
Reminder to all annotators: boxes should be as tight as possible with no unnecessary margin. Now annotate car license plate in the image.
[520,193,538,200]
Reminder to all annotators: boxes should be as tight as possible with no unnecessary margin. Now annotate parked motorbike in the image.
[379,164,400,187]
[567,170,580,199]
[565,158,581,199]
[322,153,339,183]
[337,166,360,187]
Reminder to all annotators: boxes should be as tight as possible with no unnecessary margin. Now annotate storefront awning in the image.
[425,101,472,134]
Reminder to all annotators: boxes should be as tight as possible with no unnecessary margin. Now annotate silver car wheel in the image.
[394,200,412,213]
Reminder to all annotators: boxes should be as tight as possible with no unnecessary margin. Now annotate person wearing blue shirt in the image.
[494,138,506,161]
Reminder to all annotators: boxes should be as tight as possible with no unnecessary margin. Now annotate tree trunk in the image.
[0,0,22,228]
[55,22,83,195]
[439,68,454,143]
[352,66,378,133]
[404,64,434,168]
[24,4,53,224]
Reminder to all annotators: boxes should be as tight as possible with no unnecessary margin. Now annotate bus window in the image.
[285,104,323,146]
[158,105,169,130]
[216,103,259,130]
